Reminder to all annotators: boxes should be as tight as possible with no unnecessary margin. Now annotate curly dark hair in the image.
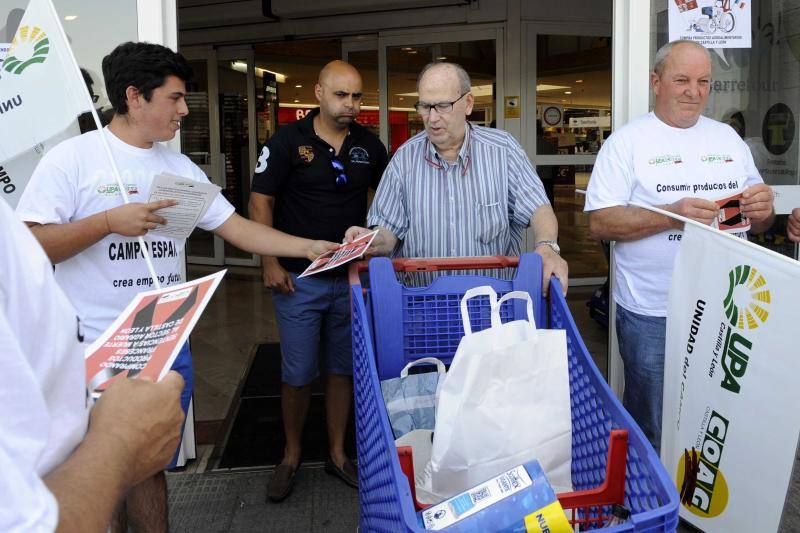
[102,42,193,115]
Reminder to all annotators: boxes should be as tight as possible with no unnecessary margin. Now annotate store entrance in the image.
[181,28,502,266]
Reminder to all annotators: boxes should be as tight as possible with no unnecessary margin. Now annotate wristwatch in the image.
[535,240,561,256]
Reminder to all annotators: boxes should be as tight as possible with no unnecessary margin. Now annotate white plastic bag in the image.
[380,357,446,439]
[427,286,573,498]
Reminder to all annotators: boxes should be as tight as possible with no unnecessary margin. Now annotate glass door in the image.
[524,25,613,284]
[377,25,504,155]
[182,47,260,267]
[182,48,225,265]
[217,47,259,266]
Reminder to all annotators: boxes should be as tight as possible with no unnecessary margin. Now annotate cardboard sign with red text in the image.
[85,270,225,394]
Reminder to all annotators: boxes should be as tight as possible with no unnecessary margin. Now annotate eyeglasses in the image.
[414,92,468,115]
[331,157,347,188]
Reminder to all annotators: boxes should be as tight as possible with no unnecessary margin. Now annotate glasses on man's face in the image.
[414,92,468,116]
[331,157,348,188]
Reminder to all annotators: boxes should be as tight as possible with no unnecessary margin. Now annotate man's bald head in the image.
[318,60,361,87]
[315,60,363,129]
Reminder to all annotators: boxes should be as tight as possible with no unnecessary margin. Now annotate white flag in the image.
[0,0,90,163]
[0,121,79,207]
[662,222,800,532]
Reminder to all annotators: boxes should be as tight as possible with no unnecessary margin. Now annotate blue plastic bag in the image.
[380,357,445,439]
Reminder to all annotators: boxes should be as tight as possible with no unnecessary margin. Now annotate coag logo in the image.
[4,26,49,75]
[677,411,730,518]
[723,265,770,330]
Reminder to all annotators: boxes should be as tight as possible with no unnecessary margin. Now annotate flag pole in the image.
[632,202,800,266]
[44,0,162,289]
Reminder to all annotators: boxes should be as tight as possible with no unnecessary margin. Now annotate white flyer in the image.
[298,229,378,278]
[147,172,221,239]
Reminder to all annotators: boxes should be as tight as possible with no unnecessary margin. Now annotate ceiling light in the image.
[398,84,493,98]
[293,99,300,103]
[575,79,584,83]
[408,50,418,54]
[564,91,572,95]
[536,84,570,92]
[401,47,413,51]
[561,99,567,102]
[64,15,77,21]
[436,56,447,60]
[295,84,302,88]
[231,61,287,83]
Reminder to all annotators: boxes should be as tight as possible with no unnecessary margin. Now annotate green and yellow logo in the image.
[723,265,770,330]
[4,26,50,75]
[96,183,140,196]
[700,154,734,164]
[648,154,683,166]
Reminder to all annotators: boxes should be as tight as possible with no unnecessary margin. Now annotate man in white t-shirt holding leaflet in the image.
[0,197,185,532]
[584,40,775,453]
[16,42,336,532]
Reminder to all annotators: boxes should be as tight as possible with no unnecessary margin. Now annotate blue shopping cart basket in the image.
[349,253,679,532]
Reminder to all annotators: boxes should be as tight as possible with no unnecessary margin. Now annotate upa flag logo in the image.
[723,265,770,330]
[4,25,49,75]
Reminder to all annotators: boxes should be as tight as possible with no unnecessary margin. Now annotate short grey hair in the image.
[652,39,711,77]
[417,62,471,94]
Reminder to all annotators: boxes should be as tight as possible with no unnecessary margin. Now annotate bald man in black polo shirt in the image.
[249,60,388,502]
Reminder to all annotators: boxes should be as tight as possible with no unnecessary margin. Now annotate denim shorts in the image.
[271,273,352,387]
[167,342,193,469]
[615,304,666,454]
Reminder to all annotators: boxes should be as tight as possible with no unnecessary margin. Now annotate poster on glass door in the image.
[669,0,751,49]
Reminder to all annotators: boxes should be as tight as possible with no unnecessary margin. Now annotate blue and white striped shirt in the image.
[368,124,549,262]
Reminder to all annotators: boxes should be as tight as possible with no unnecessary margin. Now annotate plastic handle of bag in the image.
[459,286,499,336]
[400,357,446,378]
[492,290,539,340]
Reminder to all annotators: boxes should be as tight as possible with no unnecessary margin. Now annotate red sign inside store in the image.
[278,107,408,125]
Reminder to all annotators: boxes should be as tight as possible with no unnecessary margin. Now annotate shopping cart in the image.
[349,253,679,532]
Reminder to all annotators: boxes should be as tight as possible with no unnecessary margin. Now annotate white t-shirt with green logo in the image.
[0,198,90,530]
[17,127,235,343]
[585,112,763,317]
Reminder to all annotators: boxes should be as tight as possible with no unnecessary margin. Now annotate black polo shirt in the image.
[251,108,388,274]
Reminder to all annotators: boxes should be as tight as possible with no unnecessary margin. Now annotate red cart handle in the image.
[348,255,520,287]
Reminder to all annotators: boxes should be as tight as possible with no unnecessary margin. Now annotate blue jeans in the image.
[272,273,352,387]
[167,342,193,469]
[616,305,666,454]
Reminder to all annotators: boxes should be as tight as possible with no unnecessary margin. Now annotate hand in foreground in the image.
[665,197,719,227]
[106,199,178,236]
[740,183,774,223]
[262,257,294,294]
[344,225,372,243]
[535,244,569,297]
[788,208,800,243]
[307,240,338,262]
[88,371,185,486]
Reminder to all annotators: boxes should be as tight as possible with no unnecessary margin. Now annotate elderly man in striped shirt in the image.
[346,61,568,293]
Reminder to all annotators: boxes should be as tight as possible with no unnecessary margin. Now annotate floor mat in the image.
[167,468,360,532]
[217,343,355,469]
